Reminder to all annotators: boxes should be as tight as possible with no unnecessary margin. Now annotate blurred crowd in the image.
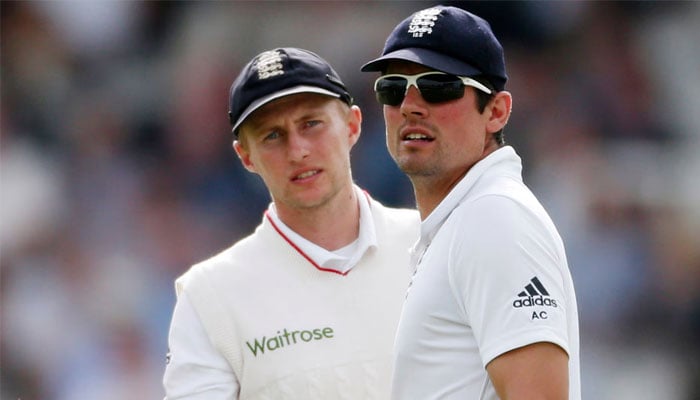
[2,1,698,399]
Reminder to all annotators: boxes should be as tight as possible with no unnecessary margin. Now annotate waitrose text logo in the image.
[246,327,334,357]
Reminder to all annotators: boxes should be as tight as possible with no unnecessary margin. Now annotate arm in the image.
[486,342,569,400]
[163,292,239,399]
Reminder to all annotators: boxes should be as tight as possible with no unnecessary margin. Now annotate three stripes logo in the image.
[512,277,558,309]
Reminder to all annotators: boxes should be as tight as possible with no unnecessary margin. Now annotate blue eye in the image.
[305,120,322,129]
[263,130,281,141]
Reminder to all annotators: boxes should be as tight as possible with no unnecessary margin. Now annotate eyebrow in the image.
[245,108,331,135]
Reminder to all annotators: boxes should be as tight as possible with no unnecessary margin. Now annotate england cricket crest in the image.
[408,7,441,38]
[255,50,285,80]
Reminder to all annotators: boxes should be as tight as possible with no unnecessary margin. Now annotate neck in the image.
[411,171,465,220]
[413,143,503,219]
[276,184,360,251]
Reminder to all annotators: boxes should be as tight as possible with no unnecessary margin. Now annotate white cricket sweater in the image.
[175,194,419,399]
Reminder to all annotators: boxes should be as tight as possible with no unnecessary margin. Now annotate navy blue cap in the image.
[361,5,507,91]
[229,47,353,136]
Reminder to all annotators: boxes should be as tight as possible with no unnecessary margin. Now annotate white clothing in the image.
[164,187,420,399]
[391,147,581,399]
[265,190,376,274]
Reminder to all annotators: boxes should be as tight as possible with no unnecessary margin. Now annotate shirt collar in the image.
[266,185,377,275]
[412,146,522,262]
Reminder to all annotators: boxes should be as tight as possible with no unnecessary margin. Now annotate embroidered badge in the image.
[408,7,441,38]
[255,50,284,80]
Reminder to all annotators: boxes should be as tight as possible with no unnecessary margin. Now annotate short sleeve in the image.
[446,195,571,367]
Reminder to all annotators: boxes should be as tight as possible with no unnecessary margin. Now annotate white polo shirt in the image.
[392,146,580,399]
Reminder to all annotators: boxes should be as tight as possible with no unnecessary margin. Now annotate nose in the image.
[400,85,428,118]
[287,131,310,162]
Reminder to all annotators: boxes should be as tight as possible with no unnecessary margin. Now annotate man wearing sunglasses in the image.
[362,5,580,400]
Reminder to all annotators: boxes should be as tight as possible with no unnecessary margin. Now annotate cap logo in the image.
[407,7,441,38]
[254,50,284,80]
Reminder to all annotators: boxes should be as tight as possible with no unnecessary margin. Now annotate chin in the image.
[290,191,332,210]
[396,157,429,174]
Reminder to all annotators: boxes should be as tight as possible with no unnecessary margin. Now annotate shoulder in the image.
[367,198,421,242]
[454,195,527,234]
[443,192,563,266]
[382,205,421,226]
[175,226,268,293]
[175,246,235,294]
[367,196,420,225]
[457,180,556,239]
[443,192,566,278]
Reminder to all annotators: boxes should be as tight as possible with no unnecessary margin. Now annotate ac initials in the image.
[531,311,548,320]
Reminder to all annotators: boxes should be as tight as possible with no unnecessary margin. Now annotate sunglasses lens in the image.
[418,75,465,103]
[375,74,466,105]
[375,76,407,106]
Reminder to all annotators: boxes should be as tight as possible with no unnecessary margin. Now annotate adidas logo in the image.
[512,277,558,308]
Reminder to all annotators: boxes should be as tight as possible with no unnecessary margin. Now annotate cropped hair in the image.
[473,76,505,146]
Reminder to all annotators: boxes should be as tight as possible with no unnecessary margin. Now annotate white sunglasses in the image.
[374,71,493,106]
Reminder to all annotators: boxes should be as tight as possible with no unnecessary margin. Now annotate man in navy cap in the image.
[163,47,419,399]
[362,6,581,399]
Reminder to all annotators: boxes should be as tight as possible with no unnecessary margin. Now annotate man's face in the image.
[235,93,361,213]
[381,61,495,186]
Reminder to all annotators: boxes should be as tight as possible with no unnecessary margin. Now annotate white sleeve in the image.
[163,291,239,399]
[448,196,571,367]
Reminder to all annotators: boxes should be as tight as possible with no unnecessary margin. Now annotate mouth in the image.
[292,169,321,181]
[402,132,434,142]
[400,123,435,142]
[400,125,435,143]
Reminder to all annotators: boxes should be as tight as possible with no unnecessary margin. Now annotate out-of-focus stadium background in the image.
[1,1,698,399]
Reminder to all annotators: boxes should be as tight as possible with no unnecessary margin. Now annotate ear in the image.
[347,105,363,148]
[233,139,257,173]
[486,91,512,134]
